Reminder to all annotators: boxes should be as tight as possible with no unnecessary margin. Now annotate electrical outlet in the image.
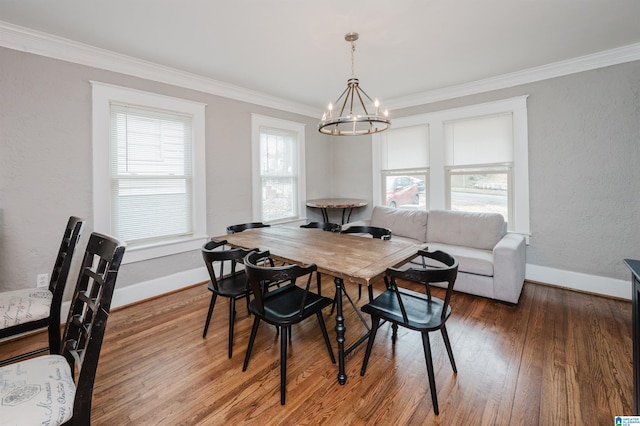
[36,273,49,288]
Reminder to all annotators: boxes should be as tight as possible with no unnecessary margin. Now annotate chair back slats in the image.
[341,225,392,240]
[48,217,85,353]
[300,222,341,232]
[298,272,315,314]
[202,239,257,292]
[244,251,317,319]
[60,232,125,424]
[50,216,85,294]
[226,222,271,234]
[77,291,98,310]
[385,249,458,322]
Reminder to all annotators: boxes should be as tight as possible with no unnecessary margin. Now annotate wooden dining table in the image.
[218,225,426,384]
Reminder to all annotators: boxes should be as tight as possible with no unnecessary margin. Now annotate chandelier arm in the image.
[337,85,353,118]
[356,86,376,104]
[354,87,369,116]
[332,86,350,107]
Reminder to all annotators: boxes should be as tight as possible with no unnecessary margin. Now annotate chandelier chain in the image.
[351,40,356,77]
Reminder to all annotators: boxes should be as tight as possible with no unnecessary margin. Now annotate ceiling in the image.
[1,0,640,111]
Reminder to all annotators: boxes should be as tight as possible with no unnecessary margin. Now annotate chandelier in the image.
[318,32,390,136]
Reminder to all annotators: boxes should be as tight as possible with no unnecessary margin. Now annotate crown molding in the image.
[2,20,639,116]
[0,20,322,118]
[386,42,640,111]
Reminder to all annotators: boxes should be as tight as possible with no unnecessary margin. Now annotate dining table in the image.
[218,225,426,384]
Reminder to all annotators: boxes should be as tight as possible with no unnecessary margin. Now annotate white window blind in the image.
[110,103,194,245]
[444,113,513,166]
[380,124,429,169]
[259,126,298,222]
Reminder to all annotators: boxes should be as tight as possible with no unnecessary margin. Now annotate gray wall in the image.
[330,60,640,283]
[0,46,329,292]
[1,45,639,296]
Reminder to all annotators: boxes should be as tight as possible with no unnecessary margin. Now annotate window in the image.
[444,113,514,221]
[92,82,207,263]
[373,96,529,237]
[378,124,429,210]
[251,114,306,223]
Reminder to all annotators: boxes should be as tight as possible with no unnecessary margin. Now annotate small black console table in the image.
[624,258,640,415]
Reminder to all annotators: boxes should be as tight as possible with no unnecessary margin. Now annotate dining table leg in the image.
[334,276,347,385]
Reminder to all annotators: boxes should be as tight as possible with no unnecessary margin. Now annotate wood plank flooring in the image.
[0,278,633,425]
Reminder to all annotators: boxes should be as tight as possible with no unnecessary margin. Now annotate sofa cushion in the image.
[425,243,494,277]
[426,210,505,250]
[370,206,428,242]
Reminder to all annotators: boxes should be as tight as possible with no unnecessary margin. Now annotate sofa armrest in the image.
[492,233,526,304]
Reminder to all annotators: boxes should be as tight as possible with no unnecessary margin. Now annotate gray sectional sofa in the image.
[344,206,526,304]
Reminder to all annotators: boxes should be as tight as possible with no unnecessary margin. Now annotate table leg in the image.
[345,207,354,224]
[321,208,329,223]
[334,276,347,385]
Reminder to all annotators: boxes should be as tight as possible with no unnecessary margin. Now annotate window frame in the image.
[91,81,208,264]
[445,162,514,222]
[251,114,306,224]
[373,96,530,238]
[376,122,430,211]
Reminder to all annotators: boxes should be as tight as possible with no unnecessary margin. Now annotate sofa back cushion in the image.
[426,210,505,250]
[370,206,428,242]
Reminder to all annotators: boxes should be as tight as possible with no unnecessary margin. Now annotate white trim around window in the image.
[251,114,306,224]
[91,81,208,263]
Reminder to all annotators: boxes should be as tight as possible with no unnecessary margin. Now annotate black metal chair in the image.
[340,225,392,300]
[0,216,85,366]
[300,222,341,296]
[300,222,341,232]
[201,239,258,358]
[359,249,458,415]
[226,222,270,234]
[242,250,335,405]
[0,232,126,425]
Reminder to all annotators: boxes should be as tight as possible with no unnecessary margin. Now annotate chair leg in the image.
[358,284,362,300]
[316,272,322,296]
[203,293,217,338]
[330,289,337,315]
[441,325,457,373]
[316,312,336,363]
[391,323,399,343]
[242,316,261,372]
[360,316,380,376]
[280,325,288,405]
[421,332,439,415]
[228,297,236,358]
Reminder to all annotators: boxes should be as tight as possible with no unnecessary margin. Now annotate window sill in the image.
[122,235,208,264]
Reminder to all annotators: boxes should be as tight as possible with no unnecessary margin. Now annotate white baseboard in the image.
[60,266,209,322]
[525,263,631,300]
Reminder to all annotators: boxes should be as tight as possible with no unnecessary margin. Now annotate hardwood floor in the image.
[1,278,633,424]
